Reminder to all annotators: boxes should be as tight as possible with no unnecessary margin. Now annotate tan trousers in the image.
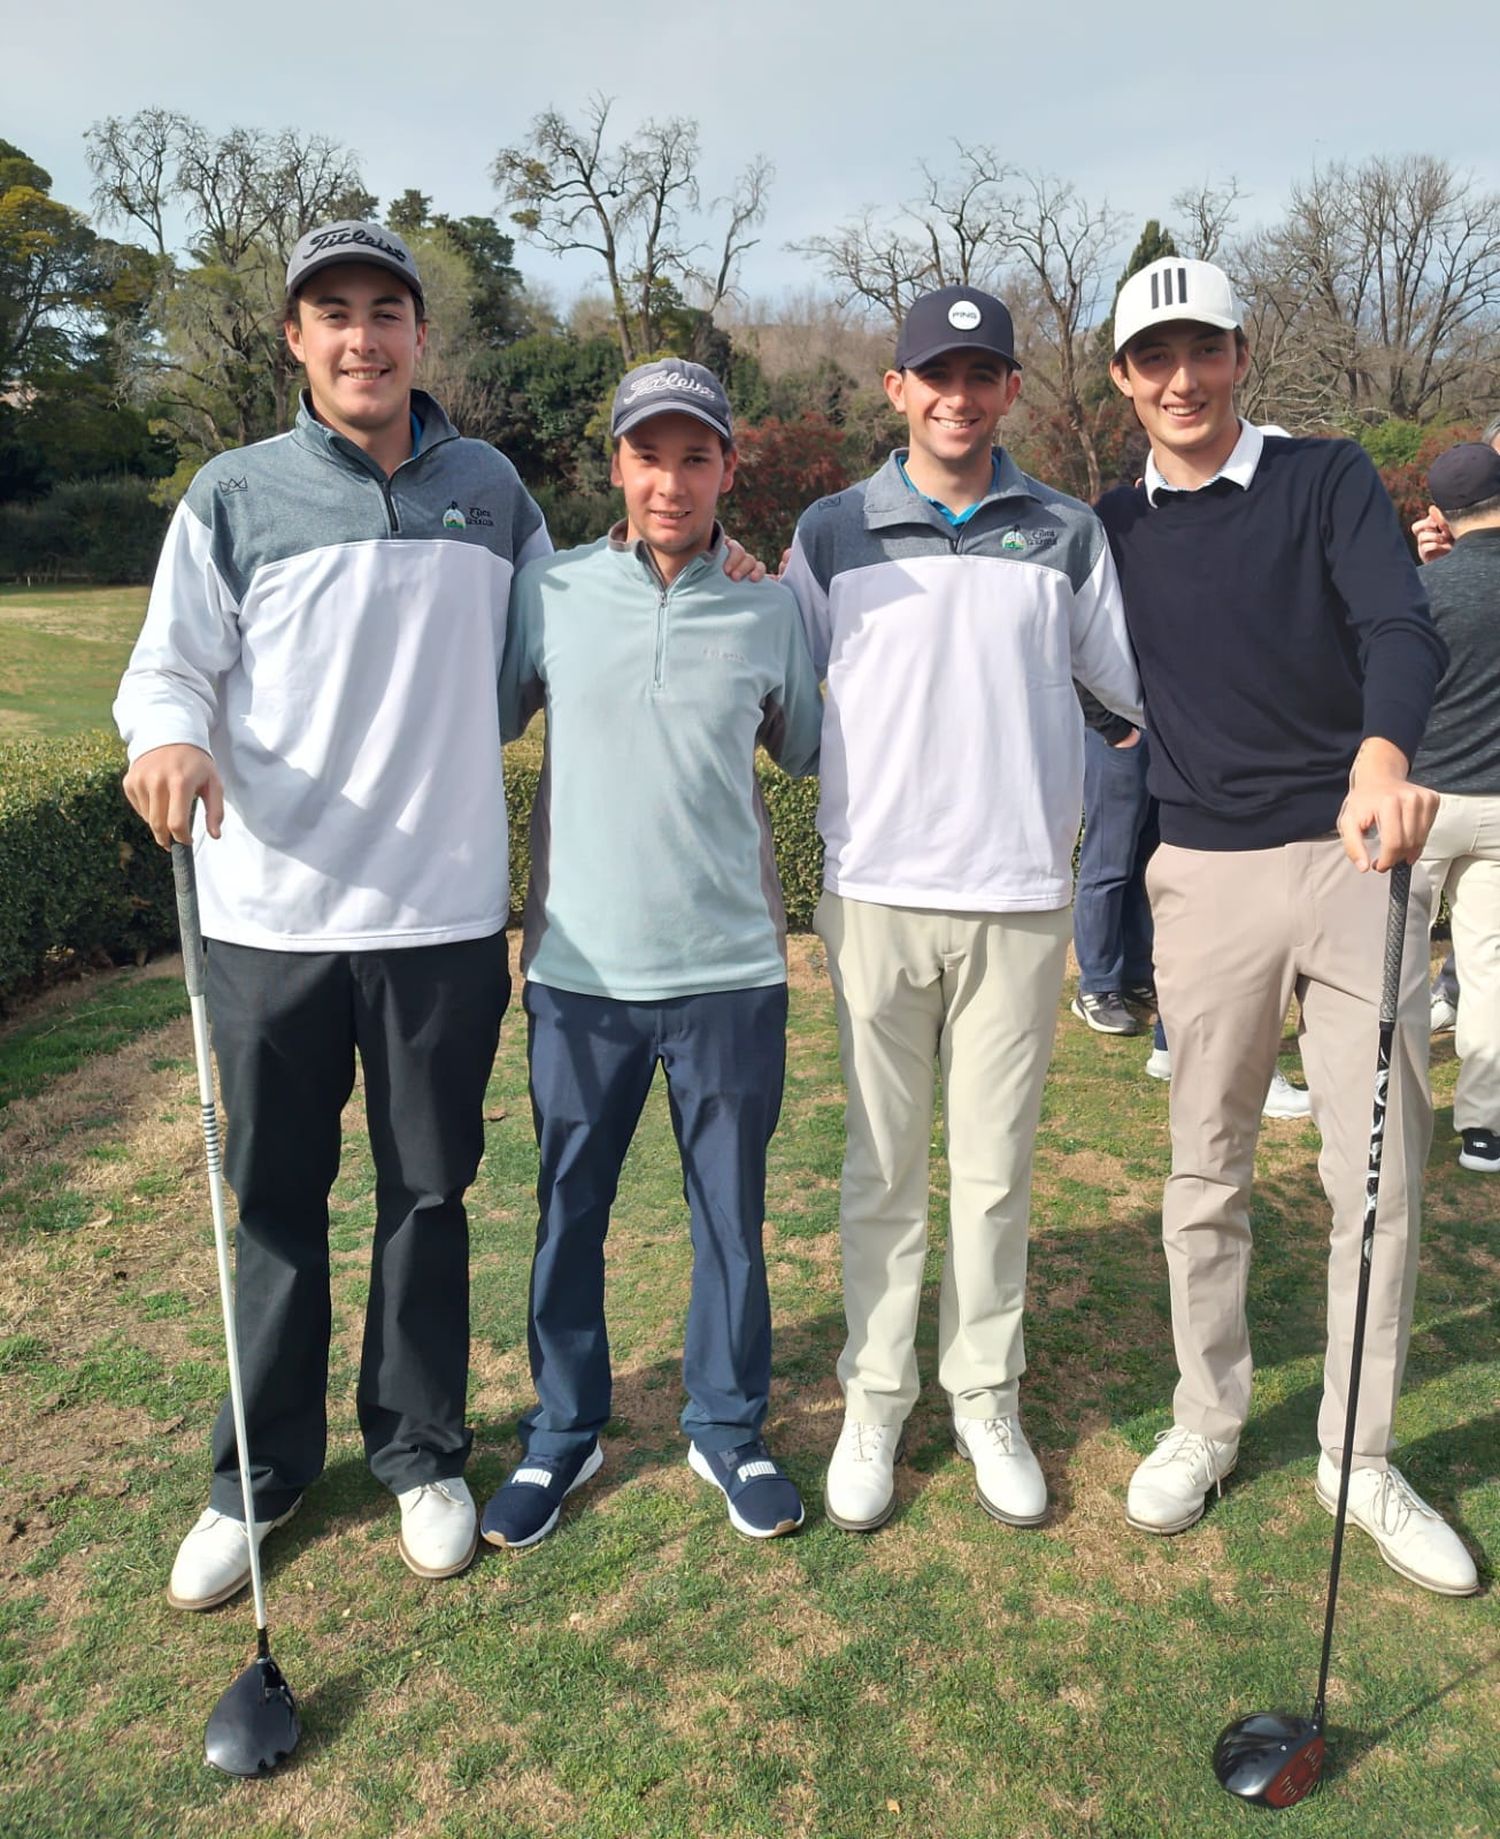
[813,891,1071,1424]
[1420,791,1500,1131]
[1147,839,1431,1467]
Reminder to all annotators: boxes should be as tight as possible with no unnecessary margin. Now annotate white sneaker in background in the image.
[1262,1068,1312,1119]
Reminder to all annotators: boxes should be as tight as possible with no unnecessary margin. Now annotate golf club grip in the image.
[170,842,205,999]
[1380,863,1411,1027]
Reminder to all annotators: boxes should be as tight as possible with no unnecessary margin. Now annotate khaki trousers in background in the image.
[1147,839,1432,1468]
[813,891,1071,1425]
[1419,791,1500,1132]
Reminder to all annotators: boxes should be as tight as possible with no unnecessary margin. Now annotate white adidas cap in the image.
[1113,257,1242,357]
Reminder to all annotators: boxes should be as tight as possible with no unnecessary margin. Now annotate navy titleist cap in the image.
[286,221,425,310]
[1428,442,1500,516]
[611,360,734,443]
[895,286,1020,372]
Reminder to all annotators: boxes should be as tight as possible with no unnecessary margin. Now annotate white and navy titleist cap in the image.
[1113,257,1241,357]
[286,220,425,310]
[611,360,734,443]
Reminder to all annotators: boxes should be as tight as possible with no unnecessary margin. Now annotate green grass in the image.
[0,967,187,1111]
[0,585,149,738]
[0,958,1493,1839]
[0,581,548,771]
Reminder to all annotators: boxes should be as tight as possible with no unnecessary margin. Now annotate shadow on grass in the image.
[1322,1642,1500,1784]
[455,1186,1494,1552]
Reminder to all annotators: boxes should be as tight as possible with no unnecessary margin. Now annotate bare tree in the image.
[86,108,186,259]
[1170,178,1244,262]
[87,111,369,449]
[703,154,773,317]
[991,172,1123,498]
[1247,155,1500,426]
[790,143,1011,326]
[493,95,771,363]
[789,208,933,325]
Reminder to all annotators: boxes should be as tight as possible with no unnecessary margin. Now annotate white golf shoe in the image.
[167,1500,300,1611]
[824,1417,903,1531]
[1315,1455,1478,1596]
[953,1413,1049,1526]
[1126,1426,1239,1533]
[1262,1069,1312,1119]
[398,1477,479,1578]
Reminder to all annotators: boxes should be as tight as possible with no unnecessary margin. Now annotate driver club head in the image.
[1214,1711,1324,1808]
[204,1652,300,1777]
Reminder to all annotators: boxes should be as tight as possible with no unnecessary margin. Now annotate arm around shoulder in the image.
[760,597,823,777]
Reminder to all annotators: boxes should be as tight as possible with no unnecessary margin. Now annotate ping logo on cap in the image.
[948,300,982,330]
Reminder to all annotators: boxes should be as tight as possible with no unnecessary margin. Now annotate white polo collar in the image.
[1145,418,1264,505]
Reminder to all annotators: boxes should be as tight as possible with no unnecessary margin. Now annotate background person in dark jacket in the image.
[1412,442,1500,1171]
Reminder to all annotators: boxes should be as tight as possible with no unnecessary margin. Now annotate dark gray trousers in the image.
[204,932,510,1518]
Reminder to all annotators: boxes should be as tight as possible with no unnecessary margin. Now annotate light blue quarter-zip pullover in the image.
[500,527,823,1000]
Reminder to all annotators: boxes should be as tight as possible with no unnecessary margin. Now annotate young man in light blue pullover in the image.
[482,361,823,1547]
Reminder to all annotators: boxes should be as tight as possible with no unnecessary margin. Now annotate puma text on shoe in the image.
[1458,1127,1500,1172]
[481,1443,603,1550]
[688,1439,804,1539]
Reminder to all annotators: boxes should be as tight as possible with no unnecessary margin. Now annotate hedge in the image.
[1,737,825,1009]
[0,479,171,585]
[0,732,178,1005]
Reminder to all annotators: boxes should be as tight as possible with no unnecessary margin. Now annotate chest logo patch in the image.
[442,502,467,529]
[999,525,1060,555]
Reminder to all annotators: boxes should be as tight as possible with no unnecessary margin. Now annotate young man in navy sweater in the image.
[1098,257,1477,1595]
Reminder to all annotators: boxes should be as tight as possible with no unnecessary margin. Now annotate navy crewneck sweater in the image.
[1096,436,1446,850]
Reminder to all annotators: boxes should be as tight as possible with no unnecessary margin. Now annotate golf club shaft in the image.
[171,842,269,1635]
[1311,860,1412,1726]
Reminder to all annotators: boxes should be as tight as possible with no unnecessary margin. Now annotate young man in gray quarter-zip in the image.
[117,221,544,1602]
[782,287,1142,1535]
[481,361,823,1548]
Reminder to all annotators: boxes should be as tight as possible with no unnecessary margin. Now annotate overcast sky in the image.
[10,0,1500,314]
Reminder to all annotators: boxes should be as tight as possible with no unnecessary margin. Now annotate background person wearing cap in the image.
[1412,414,1500,564]
[115,217,552,1597]
[1411,415,1500,1034]
[782,286,1142,1536]
[1098,257,1477,1596]
[1411,442,1500,1172]
[480,360,823,1549]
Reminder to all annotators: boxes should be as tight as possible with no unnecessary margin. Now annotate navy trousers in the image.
[1074,728,1158,995]
[520,979,788,1458]
[204,932,510,1517]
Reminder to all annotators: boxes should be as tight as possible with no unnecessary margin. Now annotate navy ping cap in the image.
[895,286,1020,372]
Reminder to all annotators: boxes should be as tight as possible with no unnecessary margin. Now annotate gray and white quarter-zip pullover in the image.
[782,449,1141,913]
[114,390,550,950]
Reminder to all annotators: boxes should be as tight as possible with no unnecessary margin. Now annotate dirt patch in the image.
[786,934,828,994]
